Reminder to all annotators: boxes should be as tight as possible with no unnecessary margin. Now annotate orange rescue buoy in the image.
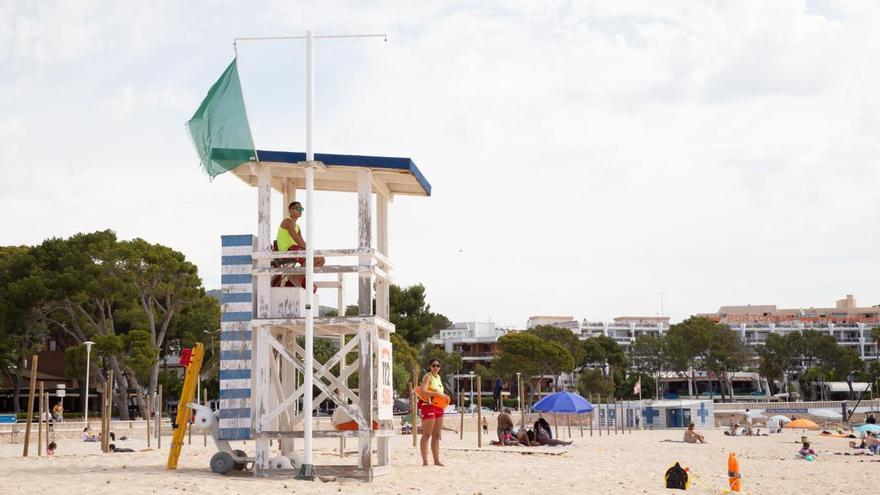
[727,452,741,492]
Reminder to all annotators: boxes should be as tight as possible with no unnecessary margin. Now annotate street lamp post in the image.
[469,371,475,414]
[516,372,523,428]
[83,341,95,426]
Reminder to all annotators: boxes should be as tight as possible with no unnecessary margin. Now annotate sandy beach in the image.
[0,421,874,495]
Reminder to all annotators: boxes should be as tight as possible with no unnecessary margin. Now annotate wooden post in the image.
[101,376,108,452]
[22,355,38,457]
[476,377,482,448]
[38,382,44,456]
[567,413,571,439]
[157,384,163,450]
[412,366,418,448]
[146,392,152,448]
[103,370,114,453]
[459,391,464,440]
[596,397,601,437]
[614,400,619,435]
[203,389,208,447]
[553,412,559,439]
[628,402,632,434]
[579,412,584,437]
[605,400,610,436]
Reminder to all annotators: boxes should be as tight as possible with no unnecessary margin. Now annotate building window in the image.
[48,340,57,352]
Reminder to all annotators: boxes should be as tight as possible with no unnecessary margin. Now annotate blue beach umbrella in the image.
[532,391,594,413]
[854,424,880,435]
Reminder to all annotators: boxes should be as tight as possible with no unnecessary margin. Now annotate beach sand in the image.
[0,425,873,494]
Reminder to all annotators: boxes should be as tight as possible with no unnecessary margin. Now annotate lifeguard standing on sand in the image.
[418,358,449,466]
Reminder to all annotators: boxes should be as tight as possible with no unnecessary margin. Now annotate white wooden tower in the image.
[219,151,431,480]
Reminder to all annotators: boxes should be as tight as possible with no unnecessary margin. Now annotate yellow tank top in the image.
[276,222,300,251]
[427,373,444,394]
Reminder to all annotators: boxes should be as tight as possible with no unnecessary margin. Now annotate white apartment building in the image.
[427,322,511,398]
[579,316,670,352]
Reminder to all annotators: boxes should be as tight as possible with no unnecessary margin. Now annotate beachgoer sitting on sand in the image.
[47,441,56,456]
[109,444,135,453]
[497,409,514,444]
[274,201,325,290]
[52,402,63,422]
[535,418,553,439]
[798,442,817,458]
[683,423,706,444]
[725,422,740,436]
[82,427,98,442]
[865,432,880,454]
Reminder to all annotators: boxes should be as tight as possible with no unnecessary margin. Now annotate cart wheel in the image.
[210,451,234,475]
[232,449,247,471]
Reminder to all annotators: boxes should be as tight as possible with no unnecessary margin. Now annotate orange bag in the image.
[416,388,450,409]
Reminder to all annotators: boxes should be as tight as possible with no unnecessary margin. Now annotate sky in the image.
[1,0,879,328]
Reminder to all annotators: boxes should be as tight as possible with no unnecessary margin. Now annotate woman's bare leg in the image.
[420,417,435,466]
[432,416,444,466]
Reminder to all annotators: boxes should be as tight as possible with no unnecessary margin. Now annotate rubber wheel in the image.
[232,449,247,471]
[210,451,234,475]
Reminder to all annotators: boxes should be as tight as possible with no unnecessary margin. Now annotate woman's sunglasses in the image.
[430,363,441,368]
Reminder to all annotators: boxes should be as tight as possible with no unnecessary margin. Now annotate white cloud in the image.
[1,0,878,326]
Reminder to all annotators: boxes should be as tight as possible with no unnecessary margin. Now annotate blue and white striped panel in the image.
[219,234,254,441]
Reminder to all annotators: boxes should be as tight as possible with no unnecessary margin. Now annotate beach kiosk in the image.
[189,32,431,481]
[218,153,430,480]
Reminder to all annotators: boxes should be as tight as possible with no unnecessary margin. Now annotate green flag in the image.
[186,58,257,178]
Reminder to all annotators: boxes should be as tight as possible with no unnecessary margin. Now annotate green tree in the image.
[629,335,668,399]
[527,325,584,364]
[116,238,208,408]
[665,317,751,401]
[756,332,803,395]
[577,369,614,398]
[581,335,628,381]
[389,284,451,346]
[9,231,214,419]
[0,246,49,413]
[491,332,544,379]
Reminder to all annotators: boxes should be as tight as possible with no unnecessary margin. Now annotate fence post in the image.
[476,377,482,448]
[22,355,38,457]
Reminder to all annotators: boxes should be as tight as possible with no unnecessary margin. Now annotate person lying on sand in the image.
[683,423,706,444]
[535,427,571,446]
[109,444,135,453]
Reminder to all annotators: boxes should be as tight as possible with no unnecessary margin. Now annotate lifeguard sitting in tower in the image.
[273,201,325,290]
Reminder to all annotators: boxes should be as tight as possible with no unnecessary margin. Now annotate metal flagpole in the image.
[299,29,317,480]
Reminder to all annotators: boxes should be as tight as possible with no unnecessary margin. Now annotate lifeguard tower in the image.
[195,31,431,481]
[219,151,430,480]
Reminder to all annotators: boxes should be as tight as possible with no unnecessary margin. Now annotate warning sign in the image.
[377,339,393,420]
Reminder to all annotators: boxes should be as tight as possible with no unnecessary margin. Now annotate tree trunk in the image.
[124,370,149,420]
[108,357,131,421]
[148,360,161,406]
[12,370,23,414]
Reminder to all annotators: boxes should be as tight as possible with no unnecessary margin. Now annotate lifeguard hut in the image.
[192,31,431,480]
[219,152,430,480]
